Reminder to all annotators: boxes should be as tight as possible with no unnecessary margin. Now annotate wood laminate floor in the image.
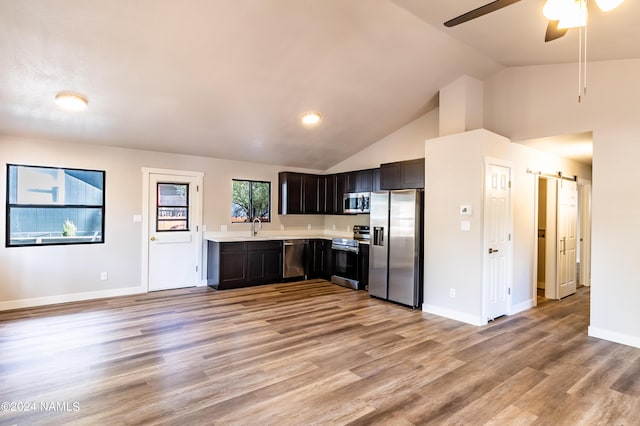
[1,280,639,425]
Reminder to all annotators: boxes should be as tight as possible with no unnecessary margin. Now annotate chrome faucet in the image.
[251,217,261,237]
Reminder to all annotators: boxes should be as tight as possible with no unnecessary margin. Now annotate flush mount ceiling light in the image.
[301,111,322,126]
[55,92,88,111]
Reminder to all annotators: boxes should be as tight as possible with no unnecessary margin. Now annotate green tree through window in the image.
[231,180,270,223]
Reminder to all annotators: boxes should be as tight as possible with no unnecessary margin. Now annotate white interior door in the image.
[147,172,202,291]
[485,162,512,321]
[557,179,578,298]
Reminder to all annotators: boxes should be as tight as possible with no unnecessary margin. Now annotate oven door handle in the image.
[331,246,359,253]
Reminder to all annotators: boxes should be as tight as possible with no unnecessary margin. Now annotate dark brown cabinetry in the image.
[279,168,378,216]
[308,239,332,280]
[358,242,369,289]
[356,169,374,192]
[278,172,303,215]
[321,174,336,214]
[373,168,381,192]
[380,158,425,190]
[208,241,247,289]
[247,241,282,284]
[279,172,323,215]
[302,174,320,214]
[208,240,281,289]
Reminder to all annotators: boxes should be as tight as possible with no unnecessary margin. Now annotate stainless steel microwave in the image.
[343,192,370,214]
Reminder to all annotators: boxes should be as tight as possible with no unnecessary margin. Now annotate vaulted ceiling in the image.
[1,1,637,169]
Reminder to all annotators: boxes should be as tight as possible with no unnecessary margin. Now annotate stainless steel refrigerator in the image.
[368,189,423,308]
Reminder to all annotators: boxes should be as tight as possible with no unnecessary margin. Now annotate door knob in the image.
[489,248,499,254]
[150,236,156,241]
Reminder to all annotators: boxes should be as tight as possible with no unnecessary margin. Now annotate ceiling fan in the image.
[443,0,624,42]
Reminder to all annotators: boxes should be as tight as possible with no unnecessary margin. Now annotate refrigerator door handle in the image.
[373,227,384,246]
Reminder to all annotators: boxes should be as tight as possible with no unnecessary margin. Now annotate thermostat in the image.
[460,205,472,215]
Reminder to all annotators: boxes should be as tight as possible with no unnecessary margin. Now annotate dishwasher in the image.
[283,240,307,279]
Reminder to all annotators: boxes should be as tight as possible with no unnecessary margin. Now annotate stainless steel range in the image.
[331,237,359,290]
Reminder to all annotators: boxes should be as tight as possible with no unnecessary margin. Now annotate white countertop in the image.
[205,231,370,244]
[206,234,329,243]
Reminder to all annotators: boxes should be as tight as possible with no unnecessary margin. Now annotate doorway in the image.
[533,173,587,303]
[142,168,204,291]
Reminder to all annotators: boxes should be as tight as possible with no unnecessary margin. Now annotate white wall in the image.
[325,108,438,174]
[0,135,324,308]
[424,129,591,325]
[484,58,640,348]
[439,75,483,137]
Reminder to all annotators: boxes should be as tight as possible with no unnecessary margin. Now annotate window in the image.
[156,183,189,231]
[231,179,270,223]
[6,164,105,247]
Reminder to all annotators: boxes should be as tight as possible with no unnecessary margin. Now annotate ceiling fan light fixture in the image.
[557,0,588,29]
[55,91,88,111]
[594,0,624,12]
[543,0,573,20]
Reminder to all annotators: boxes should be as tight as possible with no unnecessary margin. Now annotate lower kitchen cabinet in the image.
[208,241,247,289]
[208,240,281,289]
[247,241,282,284]
[358,242,369,290]
[209,238,355,290]
[308,239,332,280]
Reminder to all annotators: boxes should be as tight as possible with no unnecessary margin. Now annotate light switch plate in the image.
[461,220,471,231]
[133,214,143,223]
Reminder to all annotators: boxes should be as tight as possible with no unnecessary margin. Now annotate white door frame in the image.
[531,176,558,305]
[482,157,514,322]
[577,178,592,286]
[141,167,205,291]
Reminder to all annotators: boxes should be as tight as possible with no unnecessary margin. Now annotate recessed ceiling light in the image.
[301,111,322,125]
[55,92,88,111]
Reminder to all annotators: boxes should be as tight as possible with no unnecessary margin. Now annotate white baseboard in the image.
[422,304,485,326]
[0,286,147,312]
[510,299,534,315]
[588,326,640,349]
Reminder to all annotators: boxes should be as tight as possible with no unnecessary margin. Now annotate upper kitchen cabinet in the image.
[356,169,374,192]
[278,172,323,214]
[373,168,381,192]
[278,168,379,215]
[320,174,336,215]
[380,158,425,190]
[335,172,348,215]
[278,172,303,214]
[302,174,320,214]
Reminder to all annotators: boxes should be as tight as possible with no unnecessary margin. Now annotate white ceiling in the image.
[1,1,637,169]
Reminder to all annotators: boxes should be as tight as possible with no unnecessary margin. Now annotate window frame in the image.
[5,163,106,248]
[156,182,190,232]
[231,179,271,223]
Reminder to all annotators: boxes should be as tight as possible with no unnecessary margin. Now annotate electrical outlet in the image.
[100,272,108,281]
[449,288,456,298]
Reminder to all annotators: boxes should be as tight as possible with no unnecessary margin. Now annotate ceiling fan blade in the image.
[545,20,568,42]
[444,0,521,27]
